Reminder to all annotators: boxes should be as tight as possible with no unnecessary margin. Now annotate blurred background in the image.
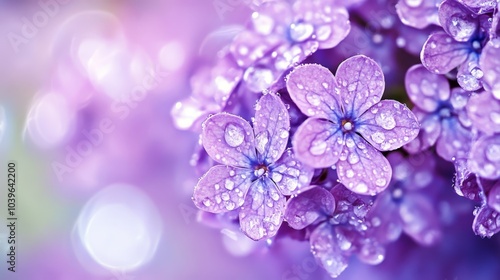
[1,0,500,280]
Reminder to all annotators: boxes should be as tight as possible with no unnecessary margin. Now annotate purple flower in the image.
[480,39,500,99]
[456,0,498,15]
[284,184,384,278]
[192,93,313,240]
[420,0,494,91]
[468,133,500,179]
[367,152,444,246]
[404,64,472,161]
[286,55,419,195]
[454,160,500,237]
[230,0,351,92]
[396,0,441,29]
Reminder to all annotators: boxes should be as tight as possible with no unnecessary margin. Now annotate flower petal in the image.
[335,55,385,117]
[270,149,314,195]
[479,39,500,99]
[488,181,500,213]
[357,100,420,151]
[467,91,500,135]
[193,165,253,213]
[284,187,335,230]
[436,117,472,161]
[286,64,342,119]
[293,0,351,49]
[439,0,478,42]
[400,193,442,246]
[310,223,349,278]
[473,206,500,238]
[404,109,442,154]
[292,117,344,168]
[469,134,500,179]
[253,93,290,164]
[239,177,286,240]
[202,113,256,167]
[336,134,392,195]
[396,0,440,29]
[405,64,450,112]
[367,192,403,244]
[421,31,470,74]
[456,0,497,14]
[456,54,483,91]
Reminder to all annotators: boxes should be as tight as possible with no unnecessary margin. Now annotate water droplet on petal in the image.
[310,140,327,156]
[203,199,212,207]
[225,179,235,190]
[224,123,245,147]
[289,22,314,42]
[306,93,321,106]
[370,132,385,144]
[486,144,500,162]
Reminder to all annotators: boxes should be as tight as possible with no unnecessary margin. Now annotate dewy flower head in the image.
[286,55,419,196]
[284,184,384,278]
[192,93,313,240]
[420,0,495,91]
[404,64,472,161]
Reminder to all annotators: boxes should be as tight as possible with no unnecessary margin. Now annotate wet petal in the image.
[336,134,392,195]
[421,31,470,74]
[202,113,257,167]
[439,0,478,42]
[479,39,500,99]
[467,91,500,135]
[404,109,442,154]
[292,117,344,168]
[357,100,420,151]
[469,134,500,179]
[473,206,500,238]
[405,64,450,112]
[286,64,342,119]
[400,193,442,246]
[284,187,335,230]
[253,0,293,35]
[239,178,286,240]
[310,223,349,278]
[270,149,314,195]
[436,117,472,161]
[396,0,440,29]
[230,30,280,69]
[335,55,385,117]
[193,165,253,213]
[253,93,290,164]
[456,0,497,14]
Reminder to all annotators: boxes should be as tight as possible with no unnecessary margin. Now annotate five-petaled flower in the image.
[193,93,313,240]
[286,55,419,196]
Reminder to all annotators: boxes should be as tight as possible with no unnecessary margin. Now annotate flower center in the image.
[341,119,354,132]
[254,164,268,177]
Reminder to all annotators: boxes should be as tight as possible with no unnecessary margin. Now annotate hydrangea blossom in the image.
[367,152,444,246]
[231,0,351,92]
[420,0,495,91]
[193,93,313,240]
[404,64,472,161]
[284,184,384,278]
[286,55,419,195]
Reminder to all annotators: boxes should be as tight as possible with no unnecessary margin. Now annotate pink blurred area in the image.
[0,0,304,279]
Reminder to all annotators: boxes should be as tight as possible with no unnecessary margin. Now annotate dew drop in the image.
[375,111,396,130]
[353,182,368,193]
[225,179,235,190]
[375,178,386,187]
[490,112,500,124]
[370,132,385,144]
[225,201,236,210]
[346,170,354,178]
[224,123,245,147]
[306,93,321,106]
[255,131,270,155]
[289,22,314,42]
[202,199,212,207]
[310,140,327,156]
[486,144,500,162]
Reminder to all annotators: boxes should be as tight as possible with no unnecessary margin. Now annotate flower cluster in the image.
[173,0,500,278]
